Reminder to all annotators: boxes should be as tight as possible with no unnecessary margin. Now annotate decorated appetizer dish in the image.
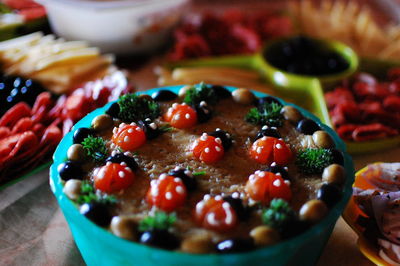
[50,84,353,265]
[344,162,400,265]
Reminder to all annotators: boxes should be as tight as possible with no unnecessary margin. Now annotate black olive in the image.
[58,161,84,181]
[255,126,281,140]
[195,104,213,123]
[106,102,120,118]
[73,127,95,144]
[223,196,251,221]
[139,230,180,250]
[80,202,112,227]
[317,183,342,208]
[329,148,344,166]
[211,85,231,99]
[105,153,138,171]
[169,168,197,191]
[255,96,282,108]
[208,129,232,150]
[216,238,255,253]
[296,119,320,135]
[281,220,310,239]
[264,164,289,180]
[138,119,161,140]
[264,35,349,76]
[151,90,177,101]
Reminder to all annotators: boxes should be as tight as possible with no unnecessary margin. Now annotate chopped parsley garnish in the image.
[262,199,296,232]
[159,124,173,132]
[76,181,117,205]
[118,93,160,122]
[193,171,206,177]
[296,148,334,175]
[82,136,108,162]
[245,102,283,127]
[184,82,218,106]
[138,211,177,232]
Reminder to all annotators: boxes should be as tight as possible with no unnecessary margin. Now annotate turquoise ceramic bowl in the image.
[50,85,354,266]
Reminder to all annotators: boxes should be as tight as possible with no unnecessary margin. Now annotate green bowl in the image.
[50,85,354,266]
[165,37,400,154]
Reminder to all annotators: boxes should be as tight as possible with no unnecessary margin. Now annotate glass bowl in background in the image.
[36,0,189,54]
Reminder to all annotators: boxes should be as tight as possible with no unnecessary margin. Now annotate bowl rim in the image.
[50,84,355,260]
[36,0,189,10]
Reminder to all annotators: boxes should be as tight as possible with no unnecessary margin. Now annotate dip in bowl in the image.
[50,84,354,265]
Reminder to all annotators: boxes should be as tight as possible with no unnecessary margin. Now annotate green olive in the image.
[312,130,334,148]
[178,85,192,98]
[180,233,214,254]
[110,216,137,241]
[67,144,86,162]
[322,164,345,186]
[250,225,280,246]
[63,179,82,200]
[91,114,114,132]
[281,106,303,123]
[232,88,255,105]
[299,199,328,223]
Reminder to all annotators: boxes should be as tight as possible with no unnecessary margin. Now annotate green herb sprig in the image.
[262,199,296,231]
[296,148,334,175]
[82,136,108,162]
[245,102,283,127]
[138,211,177,232]
[76,181,117,205]
[193,171,206,177]
[184,82,218,106]
[118,93,160,122]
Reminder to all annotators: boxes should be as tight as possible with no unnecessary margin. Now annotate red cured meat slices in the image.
[168,9,293,61]
[0,71,133,184]
[326,69,400,142]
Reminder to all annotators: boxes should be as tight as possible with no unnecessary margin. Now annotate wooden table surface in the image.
[1,0,400,265]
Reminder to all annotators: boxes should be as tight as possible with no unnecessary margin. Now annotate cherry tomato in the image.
[249,136,292,165]
[112,123,146,151]
[146,174,187,212]
[191,133,224,163]
[195,195,237,232]
[245,170,291,205]
[94,162,135,193]
[164,103,197,129]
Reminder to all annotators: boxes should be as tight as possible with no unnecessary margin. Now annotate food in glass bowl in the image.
[51,84,353,265]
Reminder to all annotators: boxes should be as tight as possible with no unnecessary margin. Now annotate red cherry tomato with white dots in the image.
[164,103,197,129]
[245,170,291,205]
[191,133,224,163]
[112,123,146,151]
[94,162,135,193]
[249,136,292,165]
[195,195,237,232]
[146,174,187,212]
